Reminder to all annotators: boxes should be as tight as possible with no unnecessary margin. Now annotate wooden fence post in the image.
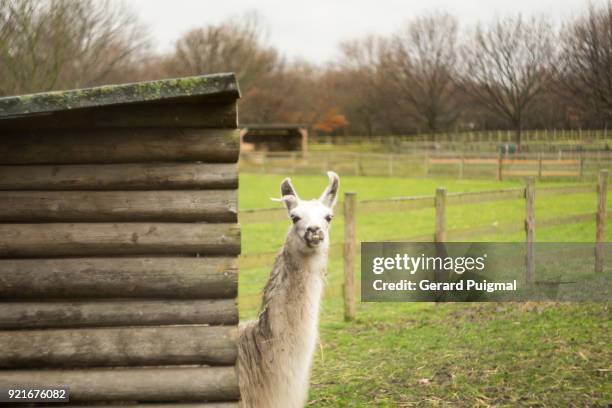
[424,151,430,177]
[343,192,357,322]
[596,170,608,273]
[537,153,543,180]
[497,152,503,181]
[459,151,465,179]
[435,188,447,242]
[579,152,585,180]
[525,178,536,285]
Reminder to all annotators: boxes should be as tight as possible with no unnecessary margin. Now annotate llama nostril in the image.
[305,225,324,245]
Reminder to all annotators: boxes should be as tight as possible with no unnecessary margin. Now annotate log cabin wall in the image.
[0,74,241,406]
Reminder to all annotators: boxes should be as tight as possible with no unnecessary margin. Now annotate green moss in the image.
[0,73,238,118]
[97,86,115,95]
[19,94,33,102]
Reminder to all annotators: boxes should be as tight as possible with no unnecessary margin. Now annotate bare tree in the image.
[0,0,148,96]
[557,2,612,124]
[239,61,330,125]
[384,13,460,136]
[459,16,555,145]
[166,12,281,93]
[336,35,390,135]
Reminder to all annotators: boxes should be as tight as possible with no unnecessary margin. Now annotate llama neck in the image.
[258,235,328,340]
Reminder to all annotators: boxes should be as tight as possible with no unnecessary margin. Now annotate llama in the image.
[238,171,340,408]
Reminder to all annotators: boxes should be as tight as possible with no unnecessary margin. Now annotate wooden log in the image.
[0,190,237,222]
[0,299,238,329]
[0,102,237,130]
[343,192,356,322]
[0,128,239,164]
[0,325,237,368]
[525,178,536,284]
[0,163,237,190]
[0,74,238,118]
[0,223,240,258]
[596,170,608,273]
[435,188,447,242]
[0,366,239,402]
[0,257,237,299]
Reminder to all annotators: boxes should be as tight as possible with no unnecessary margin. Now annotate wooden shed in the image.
[240,124,308,152]
[0,74,241,406]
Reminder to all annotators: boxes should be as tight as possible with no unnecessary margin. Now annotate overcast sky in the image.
[126,0,593,64]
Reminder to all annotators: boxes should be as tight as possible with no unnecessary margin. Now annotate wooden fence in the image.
[427,152,588,180]
[239,172,609,319]
[240,150,612,181]
[310,128,611,149]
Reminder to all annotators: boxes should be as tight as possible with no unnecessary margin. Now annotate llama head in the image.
[276,171,339,251]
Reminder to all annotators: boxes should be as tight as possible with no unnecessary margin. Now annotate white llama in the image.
[238,171,340,408]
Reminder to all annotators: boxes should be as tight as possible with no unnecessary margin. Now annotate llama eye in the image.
[291,215,301,223]
[325,215,333,222]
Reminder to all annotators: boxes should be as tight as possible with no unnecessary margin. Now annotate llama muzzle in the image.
[305,227,324,246]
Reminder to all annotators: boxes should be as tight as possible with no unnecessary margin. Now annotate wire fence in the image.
[309,129,612,153]
[238,173,610,314]
[240,150,612,181]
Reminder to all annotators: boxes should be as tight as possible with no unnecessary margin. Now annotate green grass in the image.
[238,173,611,406]
[239,174,533,210]
[310,302,610,407]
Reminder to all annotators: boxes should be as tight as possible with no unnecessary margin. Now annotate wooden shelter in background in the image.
[0,74,241,406]
[240,124,308,152]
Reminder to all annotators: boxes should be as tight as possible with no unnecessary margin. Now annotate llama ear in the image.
[271,195,298,211]
[319,171,339,208]
[280,177,298,199]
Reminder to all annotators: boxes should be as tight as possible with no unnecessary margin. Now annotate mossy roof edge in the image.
[0,73,240,119]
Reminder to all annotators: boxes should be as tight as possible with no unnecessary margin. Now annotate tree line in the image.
[1,0,611,143]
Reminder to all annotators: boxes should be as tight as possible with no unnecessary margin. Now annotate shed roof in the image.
[241,124,308,130]
[0,73,240,120]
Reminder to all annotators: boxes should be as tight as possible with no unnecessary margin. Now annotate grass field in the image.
[238,173,611,407]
